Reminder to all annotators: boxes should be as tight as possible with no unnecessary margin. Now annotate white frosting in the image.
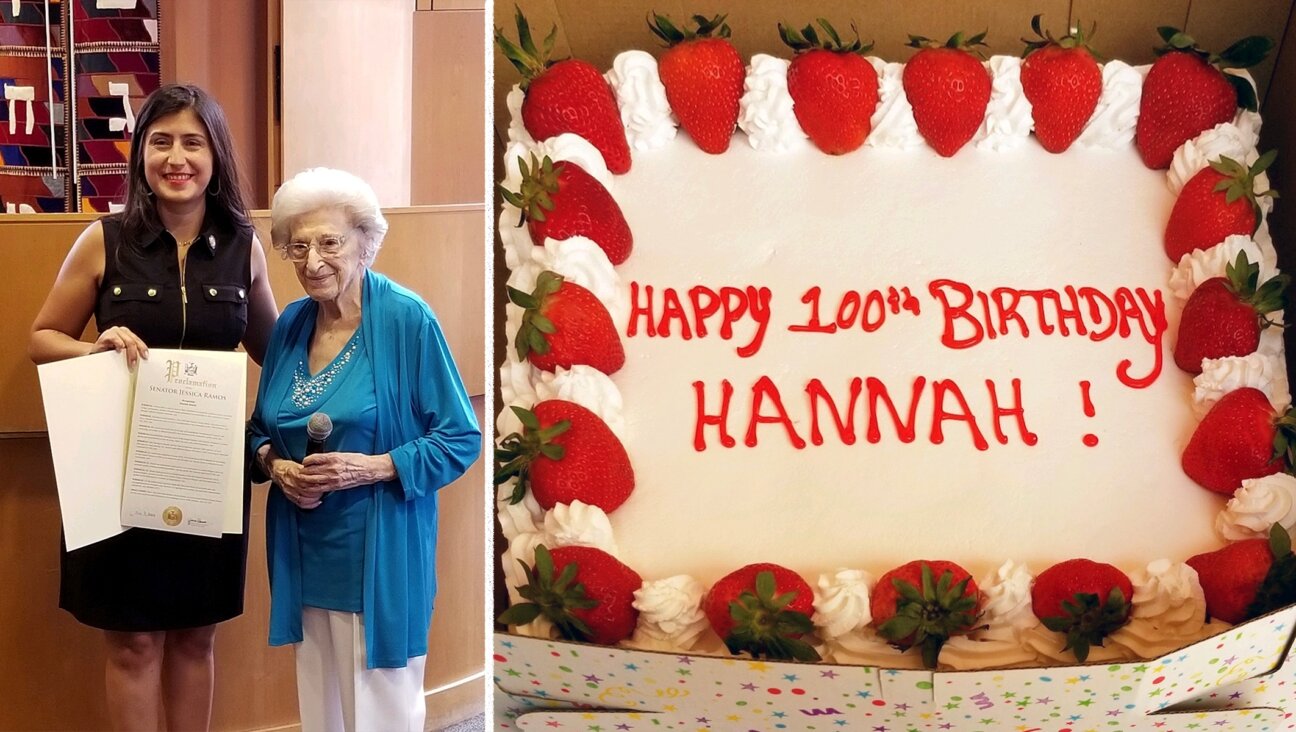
[503,531,550,602]
[973,56,1033,151]
[1217,473,1296,541]
[537,365,627,437]
[737,54,808,153]
[543,500,619,554]
[506,84,536,146]
[1168,234,1277,304]
[1108,559,1223,659]
[866,58,922,149]
[811,569,874,639]
[1235,108,1263,142]
[1022,623,1135,664]
[626,575,711,652]
[606,51,677,152]
[1259,309,1286,358]
[496,482,544,541]
[1167,121,1260,196]
[822,627,928,668]
[940,561,1040,670]
[1075,62,1146,149]
[1194,351,1291,418]
[501,136,614,195]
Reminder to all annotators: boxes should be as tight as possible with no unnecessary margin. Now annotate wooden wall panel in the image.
[1184,0,1293,102]
[0,206,484,434]
[160,0,272,208]
[412,10,489,206]
[1069,0,1191,65]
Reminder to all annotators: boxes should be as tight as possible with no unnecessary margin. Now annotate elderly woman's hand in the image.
[269,458,328,510]
[300,452,397,492]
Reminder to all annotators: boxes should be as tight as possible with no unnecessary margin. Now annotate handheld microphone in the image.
[305,412,333,456]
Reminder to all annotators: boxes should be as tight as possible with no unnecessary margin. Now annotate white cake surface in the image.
[602,140,1220,584]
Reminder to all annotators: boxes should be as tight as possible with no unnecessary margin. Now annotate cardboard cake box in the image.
[492,606,1296,730]
[491,1,1296,729]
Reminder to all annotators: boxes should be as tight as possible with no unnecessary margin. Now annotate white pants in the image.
[296,607,428,732]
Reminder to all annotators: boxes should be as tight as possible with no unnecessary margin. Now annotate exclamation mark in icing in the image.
[1080,380,1098,447]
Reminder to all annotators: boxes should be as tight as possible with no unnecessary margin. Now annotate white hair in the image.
[270,167,388,266]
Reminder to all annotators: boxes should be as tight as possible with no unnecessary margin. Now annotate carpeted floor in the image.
[437,712,486,731]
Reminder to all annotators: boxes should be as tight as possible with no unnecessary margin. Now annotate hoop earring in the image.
[207,178,221,196]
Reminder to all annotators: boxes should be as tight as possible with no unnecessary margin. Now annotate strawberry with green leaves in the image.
[648,13,745,154]
[1187,525,1296,624]
[509,270,624,375]
[501,154,633,265]
[494,399,634,513]
[1165,152,1278,262]
[499,544,642,645]
[1031,559,1133,663]
[701,564,820,661]
[871,560,981,669]
[497,7,632,174]
[778,19,880,155]
[902,31,992,157]
[1020,15,1102,153]
[1136,28,1273,170]
[1182,387,1296,495]
[1174,250,1288,373]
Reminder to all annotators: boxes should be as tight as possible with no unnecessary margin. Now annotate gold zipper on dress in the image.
[178,236,194,349]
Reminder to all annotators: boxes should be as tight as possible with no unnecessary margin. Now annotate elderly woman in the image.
[248,168,480,731]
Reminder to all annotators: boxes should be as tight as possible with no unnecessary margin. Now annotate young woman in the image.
[28,84,278,731]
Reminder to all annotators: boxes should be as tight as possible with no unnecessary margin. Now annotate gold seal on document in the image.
[162,506,183,527]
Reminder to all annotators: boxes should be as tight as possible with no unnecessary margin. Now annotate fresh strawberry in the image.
[1186,525,1296,624]
[496,8,631,173]
[902,31,992,157]
[648,13,745,154]
[778,19,880,155]
[508,270,625,374]
[1135,29,1273,170]
[1175,250,1288,373]
[1165,153,1278,262]
[871,560,981,668]
[1031,559,1133,662]
[501,154,633,265]
[701,563,820,661]
[499,544,642,645]
[1019,15,1102,153]
[494,399,634,512]
[1181,387,1296,495]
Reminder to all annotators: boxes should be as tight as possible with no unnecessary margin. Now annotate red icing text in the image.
[627,282,771,358]
[693,376,1036,451]
[927,281,1167,389]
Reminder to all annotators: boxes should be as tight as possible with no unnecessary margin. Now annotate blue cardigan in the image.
[249,270,481,668]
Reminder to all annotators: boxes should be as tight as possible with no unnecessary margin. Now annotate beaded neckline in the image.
[290,330,362,409]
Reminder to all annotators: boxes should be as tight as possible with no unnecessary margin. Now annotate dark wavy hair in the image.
[118,84,251,243]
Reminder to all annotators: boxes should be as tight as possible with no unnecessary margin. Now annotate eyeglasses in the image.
[283,234,348,262]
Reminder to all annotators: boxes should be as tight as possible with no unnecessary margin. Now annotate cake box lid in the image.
[493,603,1296,730]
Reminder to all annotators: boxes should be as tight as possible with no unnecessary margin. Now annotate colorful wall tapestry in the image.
[1,0,160,213]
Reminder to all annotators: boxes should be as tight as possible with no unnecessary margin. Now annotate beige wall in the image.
[0,207,486,731]
[412,8,488,206]
[280,0,415,207]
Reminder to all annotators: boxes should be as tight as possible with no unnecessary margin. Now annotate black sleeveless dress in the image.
[58,214,253,631]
